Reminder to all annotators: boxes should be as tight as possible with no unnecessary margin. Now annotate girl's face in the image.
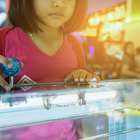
[33,0,76,29]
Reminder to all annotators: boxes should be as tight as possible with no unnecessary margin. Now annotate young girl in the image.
[0,0,98,139]
[0,0,98,91]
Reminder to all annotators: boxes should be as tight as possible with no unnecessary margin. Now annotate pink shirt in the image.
[4,27,80,140]
[5,27,78,84]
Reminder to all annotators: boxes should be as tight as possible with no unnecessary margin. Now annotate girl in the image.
[0,0,98,91]
[0,0,98,139]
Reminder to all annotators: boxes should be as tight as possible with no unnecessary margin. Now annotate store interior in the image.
[0,0,140,140]
[72,0,140,80]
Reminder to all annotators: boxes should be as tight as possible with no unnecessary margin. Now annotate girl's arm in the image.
[0,27,14,91]
[65,35,100,82]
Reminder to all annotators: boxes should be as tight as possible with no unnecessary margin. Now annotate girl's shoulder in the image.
[66,34,86,67]
[0,26,14,55]
[67,34,81,46]
[67,34,83,53]
[0,26,14,36]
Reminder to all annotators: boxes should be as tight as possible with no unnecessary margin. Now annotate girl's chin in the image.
[48,25,63,29]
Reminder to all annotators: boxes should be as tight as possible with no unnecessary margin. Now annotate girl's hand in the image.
[64,69,100,83]
[0,55,13,91]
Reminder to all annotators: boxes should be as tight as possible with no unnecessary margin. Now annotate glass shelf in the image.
[0,79,140,139]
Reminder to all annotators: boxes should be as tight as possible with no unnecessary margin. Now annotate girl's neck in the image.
[28,27,64,56]
[35,27,62,40]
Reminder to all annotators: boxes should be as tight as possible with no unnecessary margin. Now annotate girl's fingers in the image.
[64,71,81,82]
[65,69,100,83]
[0,55,13,68]
[72,72,81,82]
[89,75,100,83]
[94,76,100,83]
[85,73,93,82]
[79,72,87,82]
[0,75,11,91]
[64,73,74,82]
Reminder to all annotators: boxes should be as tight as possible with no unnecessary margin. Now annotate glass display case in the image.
[0,79,140,140]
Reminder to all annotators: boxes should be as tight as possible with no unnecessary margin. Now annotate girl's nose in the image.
[52,0,65,8]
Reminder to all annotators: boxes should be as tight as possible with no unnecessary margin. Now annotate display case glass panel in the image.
[0,79,140,140]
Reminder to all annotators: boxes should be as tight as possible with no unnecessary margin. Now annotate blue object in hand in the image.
[0,58,22,76]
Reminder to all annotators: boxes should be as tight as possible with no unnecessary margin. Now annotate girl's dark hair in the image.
[8,0,87,33]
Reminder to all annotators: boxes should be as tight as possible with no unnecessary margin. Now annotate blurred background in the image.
[0,0,7,26]
[0,0,140,80]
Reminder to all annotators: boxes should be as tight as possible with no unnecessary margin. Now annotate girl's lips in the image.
[50,13,64,19]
